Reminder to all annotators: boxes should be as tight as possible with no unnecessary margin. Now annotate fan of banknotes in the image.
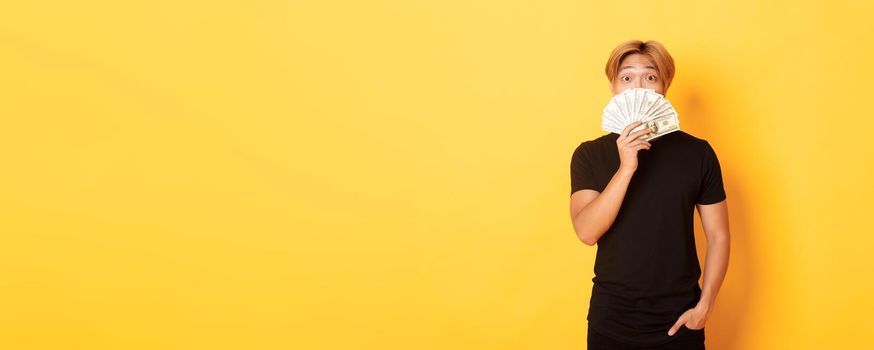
[601,87,680,141]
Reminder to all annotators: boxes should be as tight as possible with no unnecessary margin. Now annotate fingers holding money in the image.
[616,122,652,171]
[618,121,642,141]
[618,121,652,147]
[629,128,653,145]
[629,140,651,151]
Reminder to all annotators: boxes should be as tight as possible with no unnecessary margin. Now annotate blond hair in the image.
[605,40,676,94]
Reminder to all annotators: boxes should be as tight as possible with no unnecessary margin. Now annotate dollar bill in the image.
[630,114,680,141]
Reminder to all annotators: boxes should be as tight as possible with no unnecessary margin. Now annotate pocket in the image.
[682,324,705,332]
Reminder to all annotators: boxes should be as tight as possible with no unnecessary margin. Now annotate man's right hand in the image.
[616,121,652,172]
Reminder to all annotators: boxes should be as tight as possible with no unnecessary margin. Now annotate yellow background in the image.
[1,1,872,349]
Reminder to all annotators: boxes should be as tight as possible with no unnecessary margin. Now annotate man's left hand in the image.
[667,304,709,336]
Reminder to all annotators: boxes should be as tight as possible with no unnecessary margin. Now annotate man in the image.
[569,39,730,349]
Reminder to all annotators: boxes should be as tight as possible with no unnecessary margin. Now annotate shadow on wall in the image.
[679,67,757,350]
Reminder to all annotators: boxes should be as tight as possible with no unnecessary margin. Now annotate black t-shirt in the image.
[569,130,726,347]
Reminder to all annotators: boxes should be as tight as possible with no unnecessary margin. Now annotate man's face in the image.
[610,53,665,96]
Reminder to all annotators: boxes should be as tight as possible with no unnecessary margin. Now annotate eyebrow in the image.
[620,65,657,71]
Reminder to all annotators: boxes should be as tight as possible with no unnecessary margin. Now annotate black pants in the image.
[587,327,705,350]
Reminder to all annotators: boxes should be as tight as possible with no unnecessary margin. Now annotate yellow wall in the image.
[1,1,872,349]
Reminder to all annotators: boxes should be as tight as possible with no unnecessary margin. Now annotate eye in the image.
[646,75,658,81]
[621,76,631,82]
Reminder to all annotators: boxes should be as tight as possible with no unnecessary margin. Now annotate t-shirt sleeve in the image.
[697,141,727,205]
[570,143,600,195]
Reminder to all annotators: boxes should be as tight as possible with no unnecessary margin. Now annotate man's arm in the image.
[569,122,652,246]
[668,198,730,335]
[696,199,731,312]
[569,168,636,246]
